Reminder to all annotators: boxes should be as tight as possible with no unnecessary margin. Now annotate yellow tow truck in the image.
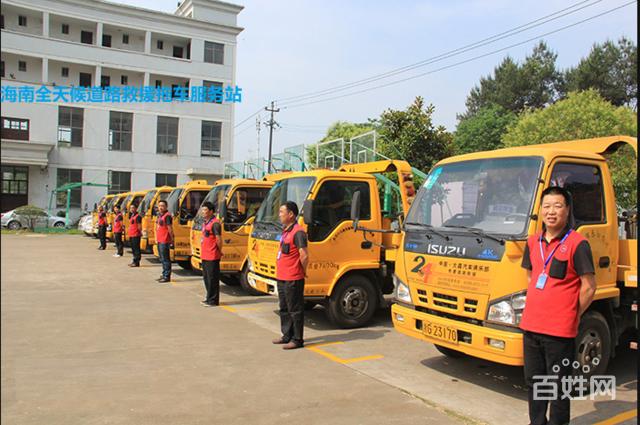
[152,180,211,269]
[390,135,637,377]
[247,160,418,328]
[92,194,113,237]
[190,178,276,294]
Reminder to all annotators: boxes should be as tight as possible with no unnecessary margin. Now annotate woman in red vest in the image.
[199,201,223,306]
[272,201,309,350]
[112,205,124,257]
[127,203,143,267]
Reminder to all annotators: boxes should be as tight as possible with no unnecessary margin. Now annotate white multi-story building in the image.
[1,0,243,219]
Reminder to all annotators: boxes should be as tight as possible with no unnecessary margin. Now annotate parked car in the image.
[78,214,94,236]
[1,209,66,230]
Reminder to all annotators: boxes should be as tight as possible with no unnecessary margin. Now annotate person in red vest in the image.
[199,201,223,306]
[127,203,143,267]
[97,205,107,250]
[155,199,174,283]
[520,186,596,425]
[112,204,124,257]
[272,201,309,350]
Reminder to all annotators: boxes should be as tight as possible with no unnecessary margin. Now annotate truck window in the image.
[309,180,371,242]
[181,190,208,222]
[550,163,605,225]
[226,187,271,230]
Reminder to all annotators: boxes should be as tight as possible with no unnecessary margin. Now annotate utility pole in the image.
[255,115,261,160]
[264,101,280,173]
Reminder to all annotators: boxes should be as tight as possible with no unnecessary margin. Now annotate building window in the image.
[157,40,163,50]
[56,168,82,207]
[121,75,128,85]
[61,67,69,77]
[102,34,112,47]
[155,173,177,187]
[109,111,133,151]
[157,116,178,154]
[61,23,69,34]
[100,75,110,88]
[122,34,129,44]
[81,30,93,44]
[1,165,28,196]
[79,72,92,88]
[201,120,221,157]
[18,61,27,72]
[155,79,162,88]
[172,46,183,58]
[108,170,131,194]
[18,15,27,27]
[203,80,223,104]
[58,106,84,147]
[1,117,29,140]
[204,41,224,64]
[1,61,4,78]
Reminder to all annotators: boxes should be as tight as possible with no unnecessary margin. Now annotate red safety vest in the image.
[113,212,123,233]
[201,217,222,261]
[276,223,305,281]
[98,212,107,226]
[156,212,172,243]
[128,213,141,237]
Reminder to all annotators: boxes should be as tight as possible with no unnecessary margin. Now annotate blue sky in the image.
[119,0,637,161]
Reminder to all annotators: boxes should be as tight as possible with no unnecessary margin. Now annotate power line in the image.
[234,107,262,128]
[282,1,636,110]
[276,0,603,105]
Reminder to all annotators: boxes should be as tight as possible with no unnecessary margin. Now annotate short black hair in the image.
[201,201,215,211]
[540,186,575,229]
[157,200,167,206]
[282,201,299,217]
[130,202,138,208]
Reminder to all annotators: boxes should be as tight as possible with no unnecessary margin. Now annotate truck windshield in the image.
[406,157,543,237]
[256,177,315,225]
[166,188,184,215]
[192,185,231,229]
[139,190,157,216]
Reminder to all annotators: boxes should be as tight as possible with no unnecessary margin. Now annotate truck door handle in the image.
[598,256,610,268]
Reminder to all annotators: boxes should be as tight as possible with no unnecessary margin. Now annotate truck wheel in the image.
[304,301,318,311]
[575,311,611,379]
[434,344,466,359]
[239,264,265,296]
[177,260,192,270]
[220,274,240,286]
[326,275,378,329]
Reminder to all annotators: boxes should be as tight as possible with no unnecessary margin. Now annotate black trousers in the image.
[202,260,220,305]
[277,279,305,345]
[130,236,141,265]
[98,225,107,248]
[523,331,576,425]
[114,232,124,256]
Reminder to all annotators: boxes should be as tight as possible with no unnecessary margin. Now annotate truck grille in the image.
[256,261,276,277]
[415,289,486,319]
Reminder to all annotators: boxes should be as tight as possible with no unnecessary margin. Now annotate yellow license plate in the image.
[255,280,268,293]
[423,321,458,344]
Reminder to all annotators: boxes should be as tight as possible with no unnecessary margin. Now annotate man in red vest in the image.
[97,205,107,250]
[272,201,309,350]
[199,201,223,306]
[112,204,124,257]
[155,199,174,283]
[520,186,596,425]
[127,203,143,267]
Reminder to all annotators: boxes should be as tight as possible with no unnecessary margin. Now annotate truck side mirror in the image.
[303,199,314,225]
[351,191,361,222]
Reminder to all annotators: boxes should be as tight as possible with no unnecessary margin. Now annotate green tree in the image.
[375,96,453,173]
[562,37,637,109]
[503,90,637,209]
[306,121,374,167]
[14,205,48,230]
[453,104,516,154]
[461,41,562,119]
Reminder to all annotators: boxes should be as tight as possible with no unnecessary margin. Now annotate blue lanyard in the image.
[539,230,571,271]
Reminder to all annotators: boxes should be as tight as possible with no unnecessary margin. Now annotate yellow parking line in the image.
[305,342,383,364]
[593,409,637,425]
[220,305,237,313]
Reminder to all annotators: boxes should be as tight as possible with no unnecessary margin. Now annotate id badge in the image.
[277,250,281,260]
[535,273,548,290]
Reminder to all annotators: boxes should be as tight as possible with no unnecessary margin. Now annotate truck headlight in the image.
[393,274,412,304]
[487,291,527,326]
[247,258,254,272]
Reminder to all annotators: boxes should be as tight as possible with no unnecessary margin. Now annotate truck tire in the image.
[434,344,466,359]
[220,274,240,286]
[239,264,265,296]
[177,260,192,270]
[575,311,611,379]
[326,274,378,329]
